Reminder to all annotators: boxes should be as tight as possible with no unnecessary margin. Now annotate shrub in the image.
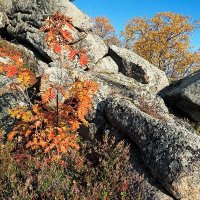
[0,134,132,199]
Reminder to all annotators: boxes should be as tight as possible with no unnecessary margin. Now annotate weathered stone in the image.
[74,33,108,65]
[96,72,171,121]
[128,144,174,200]
[109,45,169,93]
[106,96,200,199]
[160,70,200,122]
[1,0,93,30]
[40,66,74,92]
[0,12,8,29]
[0,0,92,61]
[93,56,118,73]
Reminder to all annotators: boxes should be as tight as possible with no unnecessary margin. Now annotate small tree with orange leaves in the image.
[2,12,98,160]
[122,12,200,79]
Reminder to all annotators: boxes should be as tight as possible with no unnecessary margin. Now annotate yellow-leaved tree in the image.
[122,12,200,79]
[93,16,122,47]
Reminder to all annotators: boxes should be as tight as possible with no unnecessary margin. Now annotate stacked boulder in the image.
[160,70,200,122]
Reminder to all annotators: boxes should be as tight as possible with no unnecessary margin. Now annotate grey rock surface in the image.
[160,70,200,122]
[74,33,108,65]
[1,0,93,30]
[109,45,169,93]
[93,56,119,73]
[106,96,200,200]
[0,12,8,29]
[84,71,172,123]
[0,0,92,62]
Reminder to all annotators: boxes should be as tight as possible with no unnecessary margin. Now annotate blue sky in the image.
[74,0,200,50]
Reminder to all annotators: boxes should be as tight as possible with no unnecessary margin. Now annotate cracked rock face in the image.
[106,96,200,200]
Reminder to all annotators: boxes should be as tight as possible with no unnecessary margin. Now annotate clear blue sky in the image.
[74,0,200,50]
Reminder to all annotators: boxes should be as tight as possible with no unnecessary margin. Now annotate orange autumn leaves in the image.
[8,80,98,157]
[0,44,36,88]
[69,49,88,66]
[3,65,18,78]
[6,12,99,159]
[41,12,88,66]
[41,87,56,103]
[40,12,74,52]
[8,105,79,157]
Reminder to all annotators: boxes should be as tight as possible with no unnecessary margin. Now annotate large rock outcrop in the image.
[0,0,199,199]
[109,45,169,93]
[106,96,200,200]
[160,70,200,122]
[0,0,170,94]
